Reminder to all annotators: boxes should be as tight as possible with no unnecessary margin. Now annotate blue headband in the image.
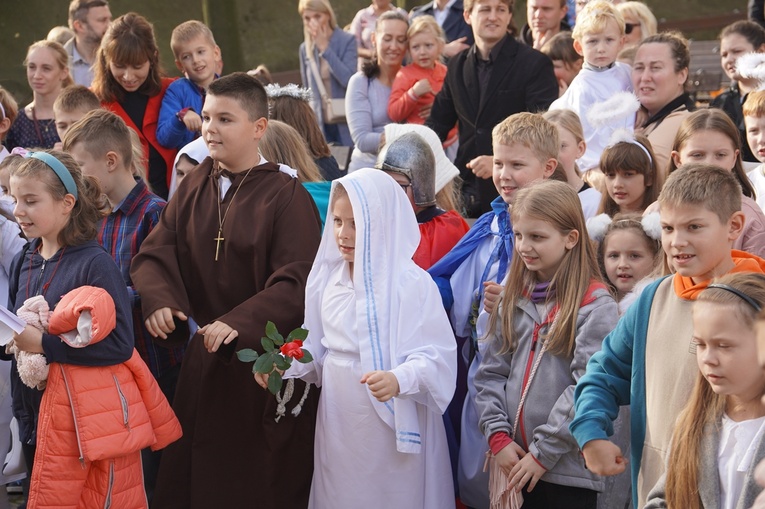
[26,152,78,200]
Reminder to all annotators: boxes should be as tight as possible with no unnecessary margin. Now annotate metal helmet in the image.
[376,132,437,207]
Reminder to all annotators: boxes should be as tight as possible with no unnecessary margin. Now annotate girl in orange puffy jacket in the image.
[7,149,181,509]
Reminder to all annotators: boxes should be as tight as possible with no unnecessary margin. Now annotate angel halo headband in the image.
[607,129,653,165]
[707,283,762,312]
[24,152,78,200]
[0,100,5,121]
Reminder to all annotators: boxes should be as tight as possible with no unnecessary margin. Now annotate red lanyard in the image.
[25,245,66,299]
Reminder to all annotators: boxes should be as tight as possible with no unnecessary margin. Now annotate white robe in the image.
[550,63,634,172]
[288,168,457,509]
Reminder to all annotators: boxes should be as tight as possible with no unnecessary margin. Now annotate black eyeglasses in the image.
[625,23,639,35]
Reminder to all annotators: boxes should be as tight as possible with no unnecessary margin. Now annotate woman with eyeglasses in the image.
[616,1,658,47]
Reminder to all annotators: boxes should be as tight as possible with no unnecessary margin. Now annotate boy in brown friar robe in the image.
[130,72,321,509]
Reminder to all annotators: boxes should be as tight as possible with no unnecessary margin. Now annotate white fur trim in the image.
[587,213,613,242]
[736,52,765,83]
[641,211,662,240]
[587,92,641,128]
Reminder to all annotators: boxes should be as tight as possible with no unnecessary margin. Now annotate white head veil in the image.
[300,168,457,454]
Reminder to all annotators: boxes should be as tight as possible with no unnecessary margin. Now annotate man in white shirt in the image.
[63,0,112,87]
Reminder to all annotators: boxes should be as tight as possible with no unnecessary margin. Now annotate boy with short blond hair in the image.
[572,164,765,507]
[744,90,765,210]
[62,109,181,500]
[157,19,221,149]
[131,72,321,508]
[549,0,633,172]
[429,112,558,508]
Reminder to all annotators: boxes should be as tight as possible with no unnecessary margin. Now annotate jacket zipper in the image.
[113,375,130,430]
[34,258,47,295]
[518,323,541,450]
[60,365,85,468]
[103,460,114,509]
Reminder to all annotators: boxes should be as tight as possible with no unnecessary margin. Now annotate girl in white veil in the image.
[285,168,457,508]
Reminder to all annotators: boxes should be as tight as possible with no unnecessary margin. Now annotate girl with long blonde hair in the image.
[646,272,765,509]
[475,180,618,508]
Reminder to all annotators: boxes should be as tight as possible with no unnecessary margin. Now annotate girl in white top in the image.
[645,272,765,509]
[543,109,602,220]
[272,168,457,509]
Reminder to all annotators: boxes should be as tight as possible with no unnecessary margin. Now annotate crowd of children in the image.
[5,1,765,508]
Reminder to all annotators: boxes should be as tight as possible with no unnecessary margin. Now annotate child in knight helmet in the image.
[475,179,618,508]
[7,149,180,507]
[549,0,633,172]
[645,272,765,508]
[571,164,765,507]
[260,168,457,509]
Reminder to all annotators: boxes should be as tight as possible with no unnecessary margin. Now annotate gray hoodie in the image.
[475,284,618,492]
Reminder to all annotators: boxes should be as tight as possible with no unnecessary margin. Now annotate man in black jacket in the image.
[426,0,558,217]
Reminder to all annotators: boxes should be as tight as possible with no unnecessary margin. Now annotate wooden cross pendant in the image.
[214,228,224,261]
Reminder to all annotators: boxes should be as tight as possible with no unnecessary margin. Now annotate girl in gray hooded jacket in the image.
[475,180,619,509]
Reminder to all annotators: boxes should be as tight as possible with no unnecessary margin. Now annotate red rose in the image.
[280,340,304,360]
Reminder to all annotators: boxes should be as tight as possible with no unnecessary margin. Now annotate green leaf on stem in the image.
[265,321,278,340]
[297,350,313,363]
[254,351,276,374]
[287,327,309,341]
[268,371,283,395]
[261,337,275,352]
[273,332,284,345]
[275,355,291,371]
[236,348,259,363]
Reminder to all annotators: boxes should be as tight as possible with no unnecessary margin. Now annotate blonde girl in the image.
[297,0,357,147]
[645,272,765,509]
[259,120,331,226]
[6,41,73,151]
[475,180,618,508]
[0,87,19,159]
[388,16,457,147]
[669,108,765,258]
[598,133,660,216]
[543,109,601,219]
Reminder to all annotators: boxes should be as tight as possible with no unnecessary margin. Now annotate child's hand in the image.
[53,141,63,151]
[509,452,547,492]
[182,111,203,132]
[417,103,432,120]
[198,320,238,353]
[466,155,493,179]
[360,370,399,402]
[411,79,433,98]
[145,307,187,339]
[254,367,285,390]
[582,439,627,476]
[495,441,526,476]
[483,282,504,314]
[13,325,43,354]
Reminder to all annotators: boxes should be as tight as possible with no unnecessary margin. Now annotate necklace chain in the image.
[214,166,255,261]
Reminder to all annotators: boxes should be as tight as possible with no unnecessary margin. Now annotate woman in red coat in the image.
[92,13,177,199]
